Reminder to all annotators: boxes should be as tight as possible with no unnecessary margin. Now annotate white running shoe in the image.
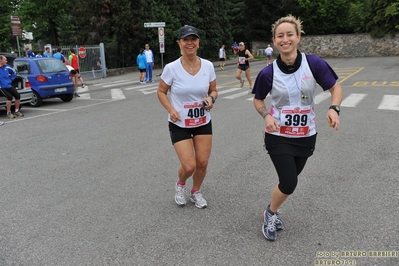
[190,191,207,209]
[175,183,187,206]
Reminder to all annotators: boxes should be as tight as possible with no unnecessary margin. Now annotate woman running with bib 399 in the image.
[252,15,343,241]
[157,25,217,209]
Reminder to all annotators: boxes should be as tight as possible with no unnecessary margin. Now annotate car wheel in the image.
[30,91,43,107]
[60,94,74,102]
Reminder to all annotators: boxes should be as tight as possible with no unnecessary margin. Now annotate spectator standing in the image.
[252,15,343,241]
[157,25,218,209]
[68,48,85,91]
[144,44,154,82]
[136,48,147,84]
[219,44,226,70]
[0,55,24,119]
[24,46,35,57]
[53,47,66,62]
[43,47,50,57]
[265,44,274,66]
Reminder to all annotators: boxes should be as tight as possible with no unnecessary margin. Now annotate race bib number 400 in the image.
[279,106,310,136]
[183,101,207,127]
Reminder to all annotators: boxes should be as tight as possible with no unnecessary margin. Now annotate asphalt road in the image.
[1,56,398,266]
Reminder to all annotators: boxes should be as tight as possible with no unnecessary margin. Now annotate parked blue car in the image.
[13,57,74,107]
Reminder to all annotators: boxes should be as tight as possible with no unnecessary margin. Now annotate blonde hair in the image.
[271,15,304,37]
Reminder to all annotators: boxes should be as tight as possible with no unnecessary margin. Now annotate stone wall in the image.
[252,33,399,58]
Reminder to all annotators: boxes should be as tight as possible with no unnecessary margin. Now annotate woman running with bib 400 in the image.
[252,15,343,241]
[157,25,217,209]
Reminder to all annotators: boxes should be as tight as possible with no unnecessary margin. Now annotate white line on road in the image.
[341,93,367,107]
[92,79,132,86]
[111,89,126,99]
[224,90,253,99]
[217,87,242,95]
[378,95,399,110]
[314,91,331,104]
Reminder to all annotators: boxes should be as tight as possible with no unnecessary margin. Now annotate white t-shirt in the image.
[219,48,225,58]
[144,49,153,63]
[265,47,273,56]
[161,57,216,128]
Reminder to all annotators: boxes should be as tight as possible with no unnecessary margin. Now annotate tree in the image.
[367,0,399,37]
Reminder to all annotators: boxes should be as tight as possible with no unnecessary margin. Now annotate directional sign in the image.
[10,16,22,36]
[144,22,165,28]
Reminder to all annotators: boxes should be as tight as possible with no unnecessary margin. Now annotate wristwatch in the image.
[329,105,340,115]
[210,95,216,104]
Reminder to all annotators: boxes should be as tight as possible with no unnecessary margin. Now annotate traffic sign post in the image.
[10,16,22,57]
[144,22,166,71]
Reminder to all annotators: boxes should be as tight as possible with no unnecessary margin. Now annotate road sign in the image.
[144,22,165,28]
[160,43,165,53]
[78,47,86,58]
[158,27,164,43]
[10,16,22,36]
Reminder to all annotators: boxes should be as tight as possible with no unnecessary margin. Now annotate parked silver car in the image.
[0,53,33,111]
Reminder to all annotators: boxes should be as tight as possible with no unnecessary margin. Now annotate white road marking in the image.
[341,93,367,107]
[314,91,331,104]
[111,89,126,99]
[378,95,399,110]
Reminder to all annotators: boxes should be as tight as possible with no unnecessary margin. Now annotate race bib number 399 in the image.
[183,101,207,127]
[279,106,310,136]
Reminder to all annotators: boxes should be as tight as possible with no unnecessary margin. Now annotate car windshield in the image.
[36,59,68,73]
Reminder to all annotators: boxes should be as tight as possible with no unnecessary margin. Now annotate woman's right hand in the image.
[169,109,181,122]
[265,115,280,132]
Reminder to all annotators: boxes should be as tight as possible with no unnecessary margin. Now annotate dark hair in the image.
[57,47,62,52]
[70,48,76,53]
[140,48,144,54]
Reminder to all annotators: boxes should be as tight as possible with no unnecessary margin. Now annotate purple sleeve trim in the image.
[253,65,273,100]
[306,55,338,91]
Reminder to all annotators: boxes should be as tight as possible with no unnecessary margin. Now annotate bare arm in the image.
[157,79,181,122]
[327,82,343,131]
[246,50,254,60]
[253,98,280,132]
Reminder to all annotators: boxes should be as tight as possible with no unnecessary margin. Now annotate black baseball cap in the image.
[178,25,200,39]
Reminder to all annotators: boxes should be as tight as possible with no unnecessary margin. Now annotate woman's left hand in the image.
[327,110,340,131]
[203,96,213,110]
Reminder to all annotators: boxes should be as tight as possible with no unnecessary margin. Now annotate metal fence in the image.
[50,44,106,77]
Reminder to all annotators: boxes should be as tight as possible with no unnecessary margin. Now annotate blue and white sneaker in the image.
[262,208,278,241]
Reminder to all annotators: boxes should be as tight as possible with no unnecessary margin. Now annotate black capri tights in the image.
[0,87,21,101]
[269,154,308,195]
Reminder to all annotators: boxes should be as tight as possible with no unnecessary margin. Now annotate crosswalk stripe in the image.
[224,90,252,99]
[79,93,91,99]
[341,93,367,107]
[92,79,132,86]
[111,89,126,99]
[217,87,243,94]
[139,88,157,94]
[378,95,399,110]
[314,91,331,104]
[102,81,136,88]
